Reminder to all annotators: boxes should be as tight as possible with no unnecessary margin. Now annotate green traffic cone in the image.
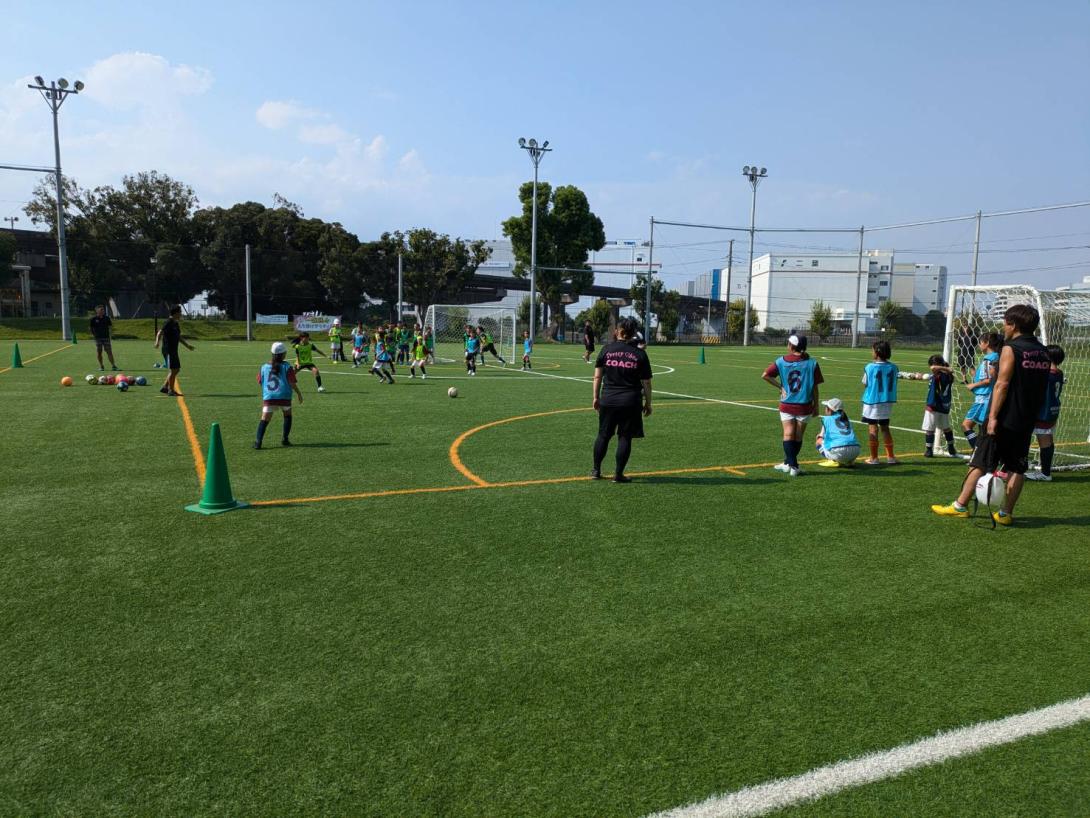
[11,343,23,368]
[71,331,77,345]
[185,422,248,515]
[698,346,706,365]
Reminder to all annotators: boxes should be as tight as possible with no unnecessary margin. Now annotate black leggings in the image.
[593,432,632,476]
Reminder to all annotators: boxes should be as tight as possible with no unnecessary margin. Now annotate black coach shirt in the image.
[596,340,652,408]
[998,335,1050,433]
[161,320,181,353]
[89,314,112,340]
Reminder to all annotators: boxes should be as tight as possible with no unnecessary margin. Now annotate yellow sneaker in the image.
[817,459,841,468]
[992,511,1013,526]
[931,503,969,518]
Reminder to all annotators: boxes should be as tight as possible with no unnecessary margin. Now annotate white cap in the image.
[822,397,843,412]
[271,341,287,355]
[333,318,341,325]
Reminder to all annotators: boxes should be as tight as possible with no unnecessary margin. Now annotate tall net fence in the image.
[944,286,1090,471]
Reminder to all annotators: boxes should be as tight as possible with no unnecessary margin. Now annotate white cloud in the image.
[256,99,318,130]
[82,52,212,110]
[297,123,351,145]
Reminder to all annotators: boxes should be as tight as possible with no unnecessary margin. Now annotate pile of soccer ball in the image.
[897,371,933,381]
[80,373,148,391]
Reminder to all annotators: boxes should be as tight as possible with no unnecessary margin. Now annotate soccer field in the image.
[3,338,1090,816]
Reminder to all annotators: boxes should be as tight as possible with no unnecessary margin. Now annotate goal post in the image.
[422,305,517,365]
[944,285,1090,471]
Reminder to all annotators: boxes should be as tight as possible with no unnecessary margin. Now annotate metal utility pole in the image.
[518,137,551,338]
[27,76,83,341]
[397,250,403,321]
[724,239,733,338]
[4,216,18,230]
[851,226,865,348]
[245,244,253,341]
[741,165,767,346]
[645,218,655,340]
[970,209,982,286]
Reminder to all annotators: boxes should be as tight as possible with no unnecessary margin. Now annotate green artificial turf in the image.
[2,338,1089,816]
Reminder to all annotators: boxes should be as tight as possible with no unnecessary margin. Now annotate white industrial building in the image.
[747,251,947,334]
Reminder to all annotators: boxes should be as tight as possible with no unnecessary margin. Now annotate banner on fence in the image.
[256,314,290,325]
[293,313,339,333]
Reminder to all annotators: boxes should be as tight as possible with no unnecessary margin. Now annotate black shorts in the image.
[969,430,1033,476]
[483,343,497,355]
[598,404,644,439]
[297,363,317,371]
[94,338,111,351]
[861,416,890,427]
[163,350,180,370]
[585,343,595,353]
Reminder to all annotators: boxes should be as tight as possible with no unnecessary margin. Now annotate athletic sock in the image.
[282,414,293,441]
[782,440,793,465]
[925,432,936,454]
[315,374,323,388]
[1040,445,1055,476]
[792,440,804,466]
[869,439,879,460]
[965,429,978,449]
[944,429,957,454]
[420,366,426,375]
[256,419,268,445]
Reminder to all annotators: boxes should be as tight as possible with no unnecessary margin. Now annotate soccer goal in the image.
[943,285,1090,471]
[423,305,517,365]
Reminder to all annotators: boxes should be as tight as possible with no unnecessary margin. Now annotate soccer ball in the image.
[975,472,1006,508]
[448,387,458,398]
[135,376,147,386]
[116,380,129,392]
[61,376,73,387]
[85,374,96,384]
[98,375,109,385]
[153,362,161,368]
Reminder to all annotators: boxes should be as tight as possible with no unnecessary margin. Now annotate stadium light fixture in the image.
[741,164,769,346]
[25,74,84,342]
[518,136,553,340]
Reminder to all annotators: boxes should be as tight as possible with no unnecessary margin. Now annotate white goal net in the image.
[422,305,517,365]
[943,285,1090,471]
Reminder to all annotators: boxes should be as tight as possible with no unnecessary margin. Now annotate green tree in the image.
[725,298,760,341]
[809,299,834,340]
[575,299,614,341]
[401,229,492,317]
[923,309,946,337]
[0,232,15,269]
[631,275,682,340]
[502,182,605,335]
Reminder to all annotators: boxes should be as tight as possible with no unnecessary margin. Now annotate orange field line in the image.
[0,343,73,375]
[174,378,206,485]
[447,400,714,487]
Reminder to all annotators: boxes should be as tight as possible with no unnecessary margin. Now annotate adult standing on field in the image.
[591,317,652,483]
[155,305,195,397]
[89,304,118,371]
[582,321,596,364]
[931,304,1051,526]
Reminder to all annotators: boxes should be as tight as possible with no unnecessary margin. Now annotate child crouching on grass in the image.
[815,398,861,467]
[255,342,303,449]
[861,340,899,465]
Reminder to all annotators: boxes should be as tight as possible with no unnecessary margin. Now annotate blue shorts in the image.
[965,398,990,424]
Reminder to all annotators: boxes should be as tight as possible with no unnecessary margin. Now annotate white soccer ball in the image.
[447,387,458,398]
[975,472,1006,508]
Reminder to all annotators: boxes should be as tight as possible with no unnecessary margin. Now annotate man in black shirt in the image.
[591,317,653,483]
[582,321,596,364]
[154,305,196,396]
[89,305,118,371]
[932,304,1051,525]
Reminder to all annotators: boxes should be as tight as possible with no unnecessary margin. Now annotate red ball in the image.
[106,375,116,385]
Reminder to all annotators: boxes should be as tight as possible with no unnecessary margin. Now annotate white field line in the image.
[646,692,1090,818]
[510,367,934,440]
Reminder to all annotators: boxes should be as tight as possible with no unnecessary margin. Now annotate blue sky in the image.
[1,0,1088,290]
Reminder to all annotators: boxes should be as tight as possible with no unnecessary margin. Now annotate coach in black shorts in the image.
[591,317,652,483]
[932,304,1050,525]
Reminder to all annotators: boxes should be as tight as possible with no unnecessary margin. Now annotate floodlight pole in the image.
[397,250,403,321]
[851,226,865,348]
[741,166,767,346]
[645,218,655,341]
[724,238,733,337]
[519,138,551,338]
[245,244,253,341]
[970,209,982,286]
[27,77,82,342]
[4,216,18,230]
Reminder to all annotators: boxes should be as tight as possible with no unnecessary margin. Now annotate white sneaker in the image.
[789,467,802,477]
[409,373,415,379]
[317,386,325,392]
[773,463,791,473]
[1026,471,1052,482]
